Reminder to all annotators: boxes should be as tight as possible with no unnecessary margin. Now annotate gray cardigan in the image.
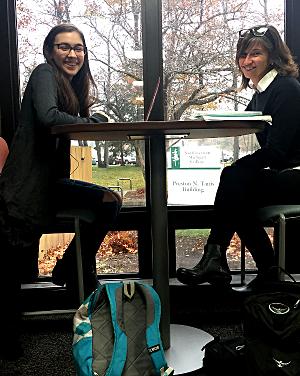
[0,63,101,246]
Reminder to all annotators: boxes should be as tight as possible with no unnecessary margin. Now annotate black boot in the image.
[52,257,99,300]
[236,266,279,292]
[235,239,277,292]
[176,244,232,286]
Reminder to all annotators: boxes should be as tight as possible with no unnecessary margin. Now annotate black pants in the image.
[0,179,121,345]
[52,178,122,268]
[207,165,300,272]
[18,178,121,279]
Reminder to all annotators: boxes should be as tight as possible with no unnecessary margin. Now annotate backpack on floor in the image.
[72,281,174,376]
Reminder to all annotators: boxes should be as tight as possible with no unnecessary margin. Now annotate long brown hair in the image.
[236,25,299,89]
[43,23,97,116]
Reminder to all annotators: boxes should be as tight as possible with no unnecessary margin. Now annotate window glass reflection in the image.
[164,0,283,272]
[17,0,144,276]
[17,0,146,208]
[162,0,284,205]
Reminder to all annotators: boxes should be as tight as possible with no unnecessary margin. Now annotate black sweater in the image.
[235,74,300,170]
[0,63,102,245]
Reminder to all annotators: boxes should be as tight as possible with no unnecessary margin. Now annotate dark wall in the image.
[0,0,19,145]
[284,1,300,272]
[285,0,300,76]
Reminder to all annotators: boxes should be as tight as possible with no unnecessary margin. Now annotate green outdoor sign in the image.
[171,146,180,168]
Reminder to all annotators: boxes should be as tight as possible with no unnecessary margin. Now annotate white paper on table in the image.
[190,111,272,123]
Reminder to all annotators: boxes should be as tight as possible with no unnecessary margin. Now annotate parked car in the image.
[108,153,137,165]
[124,155,137,165]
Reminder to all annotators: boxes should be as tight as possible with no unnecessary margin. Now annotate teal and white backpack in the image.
[73,281,174,376]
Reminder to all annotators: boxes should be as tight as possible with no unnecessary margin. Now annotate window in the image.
[17,0,146,206]
[161,0,284,271]
[16,0,146,276]
[14,0,287,278]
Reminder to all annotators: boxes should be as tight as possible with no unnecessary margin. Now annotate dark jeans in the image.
[207,165,300,272]
[52,178,121,268]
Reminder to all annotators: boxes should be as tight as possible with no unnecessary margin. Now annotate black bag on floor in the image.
[202,336,245,375]
[243,287,300,375]
[244,291,300,345]
[202,269,300,375]
[245,337,300,376]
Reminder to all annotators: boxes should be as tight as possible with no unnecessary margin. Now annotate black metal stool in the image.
[256,205,300,280]
[44,208,96,304]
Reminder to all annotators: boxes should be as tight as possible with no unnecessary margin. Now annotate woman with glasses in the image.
[177,25,300,290]
[0,24,122,358]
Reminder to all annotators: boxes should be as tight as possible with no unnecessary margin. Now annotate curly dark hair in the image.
[236,25,299,89]
[43,23,97,116]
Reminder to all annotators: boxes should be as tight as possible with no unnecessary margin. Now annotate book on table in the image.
[192,111,272,122]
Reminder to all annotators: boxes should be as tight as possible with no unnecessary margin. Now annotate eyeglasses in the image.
[54,43,86,55]
[238,26,269,39]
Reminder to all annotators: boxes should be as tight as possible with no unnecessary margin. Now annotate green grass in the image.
[92,165,145,190]
[93,168,211,238]
[176,229,210,237]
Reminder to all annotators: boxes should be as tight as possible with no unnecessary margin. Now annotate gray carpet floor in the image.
[0,312,243,376]
[1,281,247,375]
[0,314,75,376]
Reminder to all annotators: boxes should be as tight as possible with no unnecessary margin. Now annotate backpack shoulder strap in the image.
[137,283,174,375]
[105,282,128,376]
[73,286,106,376]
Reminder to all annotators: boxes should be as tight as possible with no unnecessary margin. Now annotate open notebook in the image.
[193,111,272,122]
